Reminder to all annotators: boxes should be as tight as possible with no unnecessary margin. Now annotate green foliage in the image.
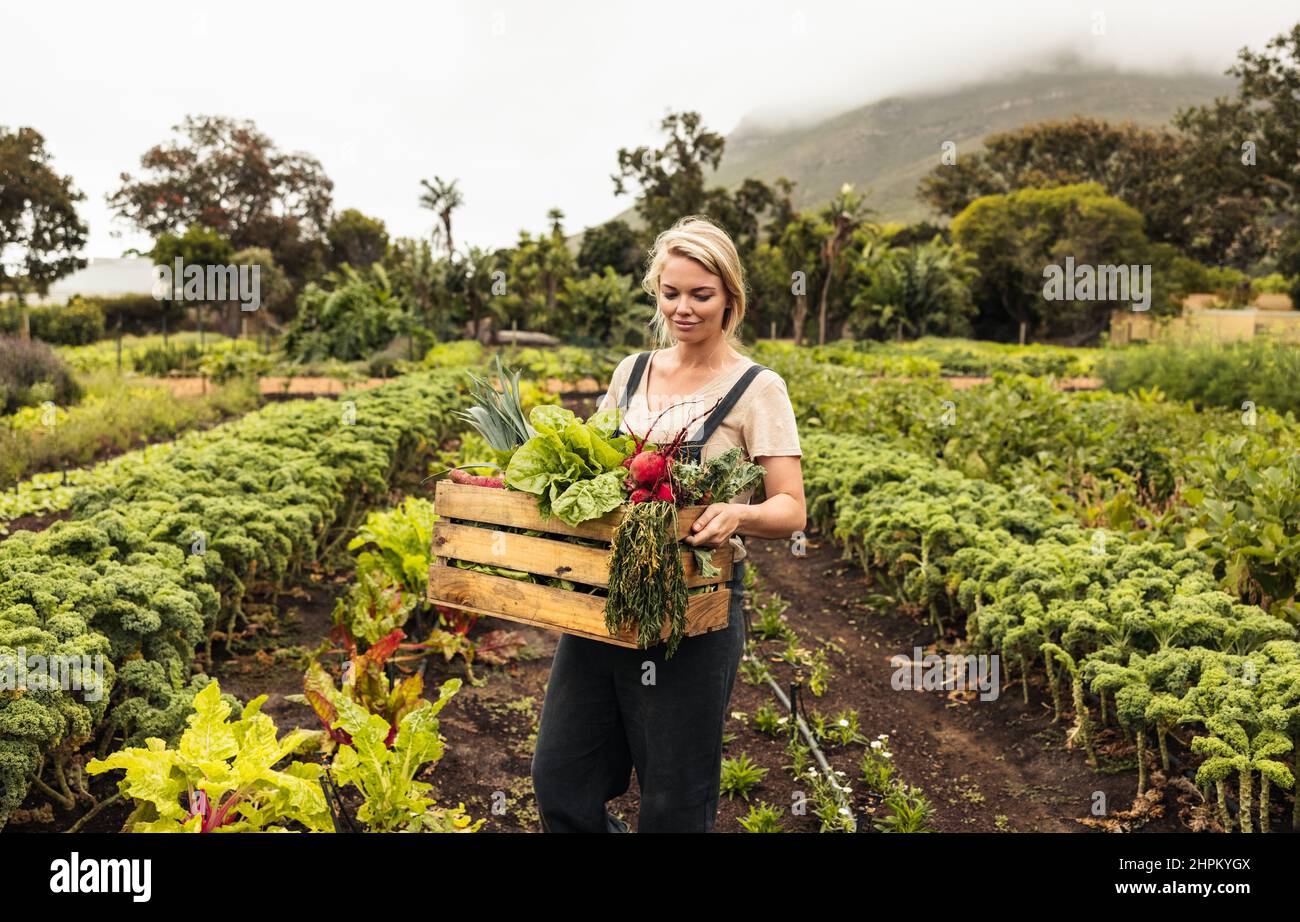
[951,182,1164,340]
[86,680,330,833]
[0,370,468,826]
[331,568,416,648]
[504,405,633,526]
[347,496,438,600]
[284,266,408,362]
[737,800,785,832]
[327,677,480,832]
[1099,339,1300,417]
[846,238,977,339]
[752,702,786,737]
[423,339,485,370]
[327,209,389,271]
[875,785,936,833]
[606,500,689,655]
[0,374,258,493]
[0,335,81,414]
[719,752,768,801]
[0,297,105,345]
[1179,425,1300,617]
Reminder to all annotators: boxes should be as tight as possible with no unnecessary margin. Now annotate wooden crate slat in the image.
[428,562,732,647]
[435,479,709,540]
[433,520,733,588]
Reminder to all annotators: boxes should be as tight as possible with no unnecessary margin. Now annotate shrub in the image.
[0,336,82,414]
[0,299,106,345]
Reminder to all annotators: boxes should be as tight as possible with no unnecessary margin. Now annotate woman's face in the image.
[658,254,729,344]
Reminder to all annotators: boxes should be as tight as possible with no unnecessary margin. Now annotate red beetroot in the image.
[629,487,652,504]
[653,482,674,503]
[628,450,667,486]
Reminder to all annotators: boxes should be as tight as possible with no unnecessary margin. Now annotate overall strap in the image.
[617,351,653,411]
[681,364,770,463]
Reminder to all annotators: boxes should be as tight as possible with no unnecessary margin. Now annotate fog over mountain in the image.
[3,0,1293,256]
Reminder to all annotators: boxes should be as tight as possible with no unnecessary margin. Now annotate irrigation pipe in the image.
[762,674,858,832]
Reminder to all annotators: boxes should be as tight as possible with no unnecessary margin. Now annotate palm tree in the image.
[815,183,871,345]
[418,176,464,257]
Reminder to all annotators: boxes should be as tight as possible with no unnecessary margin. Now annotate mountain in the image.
[602,66,1236,231]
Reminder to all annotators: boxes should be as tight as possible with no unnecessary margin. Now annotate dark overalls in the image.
[531,351,771,833]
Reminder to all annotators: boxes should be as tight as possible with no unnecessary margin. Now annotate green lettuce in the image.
[505,406,634,525]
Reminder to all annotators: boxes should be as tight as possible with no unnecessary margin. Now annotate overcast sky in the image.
[5,0,1297,258]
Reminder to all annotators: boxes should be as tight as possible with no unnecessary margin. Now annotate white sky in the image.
[4,0,1296,258]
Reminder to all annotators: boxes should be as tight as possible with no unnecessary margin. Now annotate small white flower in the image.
[838,718,849,727]
[838,807,851,816]
[870,740,882,751]
[777,716,789,725]
[882,751,893,759]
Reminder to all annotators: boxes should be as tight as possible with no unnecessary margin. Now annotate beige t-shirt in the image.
[596,349,802,563]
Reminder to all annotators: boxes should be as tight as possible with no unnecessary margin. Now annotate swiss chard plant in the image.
[86,680,331,833]
[326,676,481,832]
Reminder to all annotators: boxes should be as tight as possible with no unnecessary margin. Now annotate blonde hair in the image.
[641,215,748,350]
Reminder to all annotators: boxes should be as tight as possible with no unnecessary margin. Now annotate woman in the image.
[530,215,807,833]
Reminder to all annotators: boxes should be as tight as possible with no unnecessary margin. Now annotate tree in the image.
[0,126,88,339]
[775,213,824,346]
[327,209,388,270]
[282,265,406,362]
[559,268,654,347]
[950,182,1156,343]
[232,247,293,324]
[848,237,976,340]
[495,214,576,334]
[457,246,507,342]
[707,177,778,260]
[108,115,333,283]
[151,225,234,336]
[1175,22,1300,269]
[611,110,726,236]
[577,219,642,278]
[384,237,439,331]
[918,117,1196,254]
[418,176,463,257]
[815,184,872,345]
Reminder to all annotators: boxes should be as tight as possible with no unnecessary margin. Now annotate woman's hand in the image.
[684,502,747,548]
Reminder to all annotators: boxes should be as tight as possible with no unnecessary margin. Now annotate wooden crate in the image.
[427,479,734,647]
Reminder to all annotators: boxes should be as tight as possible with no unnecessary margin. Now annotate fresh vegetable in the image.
[457,353,536,450]
[326,677,481,832]
[504,405,635,526]
[671,446,765,507]
[303,628,424,750]
[447,467,505,488]
[606,500,690,656]
[629,450,668,486]
[86,681,331,833]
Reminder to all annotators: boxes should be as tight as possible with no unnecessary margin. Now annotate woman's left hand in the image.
[684,502,746,548]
